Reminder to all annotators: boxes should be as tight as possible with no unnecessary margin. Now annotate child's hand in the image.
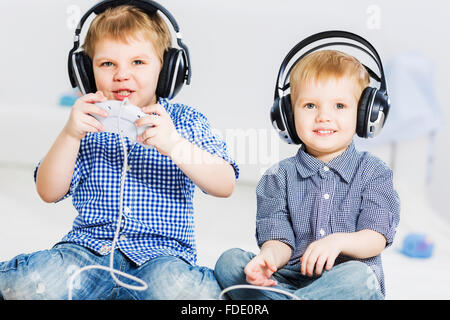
[300,233,343,277]
[63,91,108,141]
[135,103,182,156]
[244,254,278,287]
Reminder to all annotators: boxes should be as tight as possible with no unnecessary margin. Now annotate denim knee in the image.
[0,250,68,299]
[214,248,253,289]
[331,261,384,300]
[293,260,384,300]
[137,256,221,300]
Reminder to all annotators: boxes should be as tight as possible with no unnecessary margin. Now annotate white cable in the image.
[67,100,303,300]
[218,284,301,300]
[67,98,148,300]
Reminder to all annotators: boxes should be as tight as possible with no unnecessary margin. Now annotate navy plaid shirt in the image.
[255,142,400,296]
[34,98,239,266]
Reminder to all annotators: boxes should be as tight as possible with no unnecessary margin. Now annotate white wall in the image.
[0,0,449,222]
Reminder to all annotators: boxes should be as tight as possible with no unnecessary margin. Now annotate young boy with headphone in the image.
[214,31,400,300]
[0,0,238,300]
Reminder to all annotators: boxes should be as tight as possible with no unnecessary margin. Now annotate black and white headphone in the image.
[270,30,390,144]
[68,0,191,100]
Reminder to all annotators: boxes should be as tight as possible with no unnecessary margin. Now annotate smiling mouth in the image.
[113,90,134,100]
[115,90,133,96]
[313,129,337,136]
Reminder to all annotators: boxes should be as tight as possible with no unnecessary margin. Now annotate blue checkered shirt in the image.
[34,98,239,266]
[256,142,400,296]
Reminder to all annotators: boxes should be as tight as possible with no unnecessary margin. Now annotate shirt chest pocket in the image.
[330,196,361,233]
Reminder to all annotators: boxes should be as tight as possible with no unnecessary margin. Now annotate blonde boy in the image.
[215,50,400,300]
[0,5,238,300]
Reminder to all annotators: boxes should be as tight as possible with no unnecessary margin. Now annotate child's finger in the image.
[78,121,102,134]
[246,273,262,285]
[83,115,105,132]
[135,114,160,128]
[264,261,277,273]
[314,254,328,276]
[244,260,257,275]
[300,250,310,275]
[92,90,107,101]
[138,127,158,144]
[251,277,276,287]
[264,279,277,287]
[305,250,320,276]
[245,272,257,281]
[142,103,166,117]
[245,270,264,284]
[96,90,106,99]
[80,91,107,104]
[85,104,109,118]
[325,255,337,271]
[78,93,98,102]
[253,277,276,287]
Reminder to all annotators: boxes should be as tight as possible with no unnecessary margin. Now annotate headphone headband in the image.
[275,30,387,99]
[75,0,178,34]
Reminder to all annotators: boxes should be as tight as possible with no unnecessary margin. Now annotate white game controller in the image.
[91,99,153,148]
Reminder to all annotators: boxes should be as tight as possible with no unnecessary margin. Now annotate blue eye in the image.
[336,103,345,109]
[305,103,317,109]
[101,61,113,67]
[133,60,144,65]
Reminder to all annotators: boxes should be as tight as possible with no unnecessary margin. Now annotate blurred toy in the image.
[400,233,434,258]
[59,88,82,107]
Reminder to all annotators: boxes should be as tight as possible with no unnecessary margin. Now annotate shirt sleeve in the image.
[182,109,239,180]
[357,163,400,248]
[255,165,295,249]
[33,151,84,203]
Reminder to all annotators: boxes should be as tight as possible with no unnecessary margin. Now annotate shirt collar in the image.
[295,141,359,183]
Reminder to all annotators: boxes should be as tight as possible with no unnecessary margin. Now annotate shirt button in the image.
[323,193,330,200]
[124,206,132,214]
[323,166,329,171]
[127,165,132,171]
[120,235,126,241]
[320,229,325,236]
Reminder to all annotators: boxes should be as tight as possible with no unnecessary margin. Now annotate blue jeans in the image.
[0,243,220,300]
[214,248,384,300]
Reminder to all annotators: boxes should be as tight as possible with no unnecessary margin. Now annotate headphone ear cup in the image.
[172,50,187,98]
[156,48,186,99]
[74,51,96,94]
[270,97,285,132]
[371,90,390,123]
[68,50,77,89]
[281,94,302,144]
[356,87,375,138]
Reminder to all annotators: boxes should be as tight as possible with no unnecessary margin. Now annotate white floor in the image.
[1,165,449,300]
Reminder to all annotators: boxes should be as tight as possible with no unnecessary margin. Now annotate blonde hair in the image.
[82,5,172,63]
[289,50,370,104]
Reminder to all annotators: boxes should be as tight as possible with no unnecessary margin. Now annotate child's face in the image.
[92,35,162,108]
[293,76,359,162]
